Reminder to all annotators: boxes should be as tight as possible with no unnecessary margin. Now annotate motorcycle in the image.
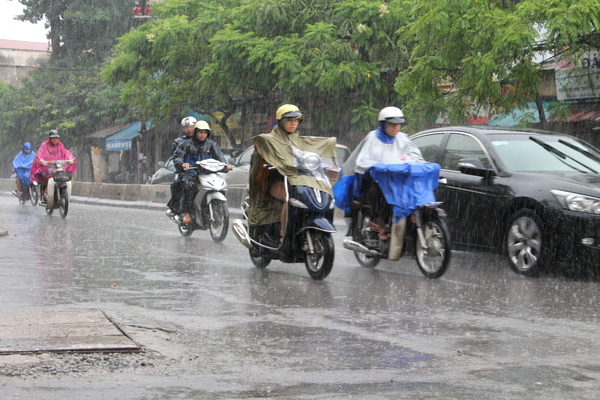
[341,165,451,279]
[232,147,338,280]
[12,181,39,206]
[41,159,75,218]
[13,166,38,206]
[172,158,230,242]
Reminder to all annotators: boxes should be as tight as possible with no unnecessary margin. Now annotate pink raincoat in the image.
[30,139,77,185]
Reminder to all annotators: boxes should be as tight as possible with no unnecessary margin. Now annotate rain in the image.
[1,0,600,398]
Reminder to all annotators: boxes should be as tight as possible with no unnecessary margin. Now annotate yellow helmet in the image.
[276,104,303,121]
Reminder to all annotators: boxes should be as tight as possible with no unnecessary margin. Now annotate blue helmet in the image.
[23,142,32,150]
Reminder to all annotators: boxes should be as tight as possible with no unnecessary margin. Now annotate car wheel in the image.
[505,209,547,277]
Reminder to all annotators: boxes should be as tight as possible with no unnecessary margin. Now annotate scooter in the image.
[232,151,338,280]
[342,168,451,279]
[12,181,39,206]
[12,167,38,206]
[41,159,75,218]
[174,159,230,242]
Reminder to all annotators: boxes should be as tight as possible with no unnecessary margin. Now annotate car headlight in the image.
[551,190,600,214]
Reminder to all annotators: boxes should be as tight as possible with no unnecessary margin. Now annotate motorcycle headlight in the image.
[301,154,321,171]
[551,190,600,214]
[55,162,64,169]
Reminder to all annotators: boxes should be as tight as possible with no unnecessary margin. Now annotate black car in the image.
[410,126,600,276]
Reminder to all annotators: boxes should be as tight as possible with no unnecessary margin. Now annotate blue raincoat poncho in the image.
[333,126,440,219]
[12,142,36,188]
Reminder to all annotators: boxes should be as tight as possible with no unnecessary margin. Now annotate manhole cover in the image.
[0,309,140,354]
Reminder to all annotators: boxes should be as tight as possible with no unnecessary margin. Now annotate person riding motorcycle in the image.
[30,130,77,204]
[166,116,197,218]
[248,104,338,241]
[12,142,36,198]
[334,107,425,241]
[173,120,231,224]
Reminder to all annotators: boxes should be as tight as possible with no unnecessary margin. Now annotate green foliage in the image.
[103,0,414,145]
[396,0,600,129]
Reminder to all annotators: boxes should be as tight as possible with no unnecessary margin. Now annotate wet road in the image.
[1,196,599,399]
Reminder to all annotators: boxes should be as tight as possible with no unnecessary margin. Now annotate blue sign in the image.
[106,139,132,151]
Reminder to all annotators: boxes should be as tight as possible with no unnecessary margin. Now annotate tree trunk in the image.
[535,94,547,130]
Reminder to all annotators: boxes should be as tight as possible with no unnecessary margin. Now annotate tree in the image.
[395,0,600,130]
[102,0,413,147]
[17,0,136,64]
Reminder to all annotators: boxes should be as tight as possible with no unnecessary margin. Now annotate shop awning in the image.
[548,109,600,123]
[88,123,131,139]
[487,101,558,127]
[105,121,151,151]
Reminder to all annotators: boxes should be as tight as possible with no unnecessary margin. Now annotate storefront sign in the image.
[106,139,133,151]
[556,53,600,102]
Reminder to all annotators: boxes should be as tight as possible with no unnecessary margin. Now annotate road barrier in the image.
[0,178,247,212]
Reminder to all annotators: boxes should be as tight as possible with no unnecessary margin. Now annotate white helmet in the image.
[194,120,211,132]
[378,107,406,124]
[180,116,197,127]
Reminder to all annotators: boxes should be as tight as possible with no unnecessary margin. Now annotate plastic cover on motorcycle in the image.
[368,162,440,219]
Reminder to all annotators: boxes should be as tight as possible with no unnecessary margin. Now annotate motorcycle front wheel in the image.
[209,200,229,243]
[415,214,451,279]
[304,231,334,280]
[58,186,69,218]
[29,184,38,206]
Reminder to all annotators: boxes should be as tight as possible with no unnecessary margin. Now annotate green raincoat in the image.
[248,125,338,227]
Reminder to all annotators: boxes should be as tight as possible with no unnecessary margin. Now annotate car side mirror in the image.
[458,158,496,179]
[158,161,165,168]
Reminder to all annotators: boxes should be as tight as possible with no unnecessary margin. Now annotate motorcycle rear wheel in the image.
[178,222,193,237]
[415,214,451,279]
[29,184,38,206]
[354,251,380,269]
[58,186,69,218]
[353,210,381,268]
[249,247,271,269]
[209,200,229,243]
[45,193,53,216]
[304,231,334,280]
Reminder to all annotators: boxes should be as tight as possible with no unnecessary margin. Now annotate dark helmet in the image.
[49,129,60,138]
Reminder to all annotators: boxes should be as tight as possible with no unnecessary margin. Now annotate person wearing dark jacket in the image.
[173,120,231,223]
[166,116,197,218]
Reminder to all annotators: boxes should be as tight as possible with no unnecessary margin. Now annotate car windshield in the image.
[492,135,600,173]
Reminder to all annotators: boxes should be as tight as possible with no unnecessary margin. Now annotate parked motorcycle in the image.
[341,165,451,279]
[41,159,75,218]
[232,148,338,280]
[172,159,230,241]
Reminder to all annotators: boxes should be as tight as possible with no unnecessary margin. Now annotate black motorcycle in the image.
[232,148,338,280]
[343,178,451,279]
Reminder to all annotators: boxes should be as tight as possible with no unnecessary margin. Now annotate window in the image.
[411,133,445,163]
[442,134,491,171]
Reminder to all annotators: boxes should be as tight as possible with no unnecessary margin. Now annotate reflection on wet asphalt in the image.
[1,197,599,399]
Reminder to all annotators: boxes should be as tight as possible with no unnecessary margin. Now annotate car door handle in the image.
[439,178,447,184]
